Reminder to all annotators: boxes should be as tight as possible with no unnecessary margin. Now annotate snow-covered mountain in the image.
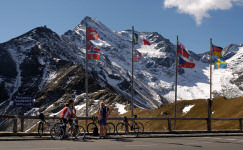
[65,17,243,104]
[0,16,243,128]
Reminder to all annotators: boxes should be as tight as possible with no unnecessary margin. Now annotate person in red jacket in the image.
[60,100,76,135]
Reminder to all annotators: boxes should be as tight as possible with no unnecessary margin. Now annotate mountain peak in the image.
[81,16,102,26]
[8,26,59,44]
[75,16,110,32]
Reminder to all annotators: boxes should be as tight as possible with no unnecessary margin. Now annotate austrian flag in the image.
[87,27,99,41]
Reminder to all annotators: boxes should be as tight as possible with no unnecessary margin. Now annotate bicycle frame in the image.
[38,113,56,137]
[116,115,144,135]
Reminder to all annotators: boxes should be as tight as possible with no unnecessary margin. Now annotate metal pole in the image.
[210,38,212,101]
[131,26,134,117]
[85,24,89,126]
[174,35,178,130]
[208,38,213,132]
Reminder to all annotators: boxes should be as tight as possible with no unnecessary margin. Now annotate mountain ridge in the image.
[0,16,242,126]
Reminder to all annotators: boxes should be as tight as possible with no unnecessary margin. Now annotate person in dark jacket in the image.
[97,102,111,138]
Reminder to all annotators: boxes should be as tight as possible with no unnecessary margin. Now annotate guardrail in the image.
[0,115,243,133]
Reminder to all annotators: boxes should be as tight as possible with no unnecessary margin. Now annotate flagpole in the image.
[85,24,89,126]
[210,38,212,101]
[208,38,213,131]
[131,26,134,117]
[174,35,178,130]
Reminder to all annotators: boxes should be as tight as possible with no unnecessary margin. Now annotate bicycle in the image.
[116,115,144,135]
[50,118,85,140]
[87,116,115,135]
[38,113,56,137]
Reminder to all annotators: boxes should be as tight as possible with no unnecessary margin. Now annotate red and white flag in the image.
[87,27,99,41]
[87,45,101,60]
[133,49,142,62]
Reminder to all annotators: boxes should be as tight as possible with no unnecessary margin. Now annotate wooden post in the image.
[20,107,24,132]
[239,119,242,131]
[13,116,18,133]
[168,118,172,132]
[207,99,212,132]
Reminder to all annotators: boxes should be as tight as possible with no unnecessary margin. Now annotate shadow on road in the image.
[111,138,133,142]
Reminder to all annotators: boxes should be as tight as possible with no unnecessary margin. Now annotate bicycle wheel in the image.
[50,123,64,140]
[106,122,115,135]
[73,125,86,140]
[67,125,74,139]
[134,122,144,134]
[38,122,44,137]
[116,122,126,135]
[87,123,97,134]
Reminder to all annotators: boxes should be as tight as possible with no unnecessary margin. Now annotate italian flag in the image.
[133,33,151,45]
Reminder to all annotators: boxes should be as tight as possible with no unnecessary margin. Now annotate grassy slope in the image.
[29,96,243,133]
[109,96,243,131]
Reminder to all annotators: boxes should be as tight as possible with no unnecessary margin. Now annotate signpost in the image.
[13,95,34,107]
[13,95,34,132]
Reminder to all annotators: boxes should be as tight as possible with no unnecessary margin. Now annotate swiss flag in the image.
[87,27,99,41]
[143,39,151,45]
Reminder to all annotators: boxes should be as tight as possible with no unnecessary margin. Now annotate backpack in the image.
[39,113,45,121]
[93,126,99,136]
[99,106,108,118]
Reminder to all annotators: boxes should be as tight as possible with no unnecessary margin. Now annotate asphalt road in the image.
[1,136,243,150]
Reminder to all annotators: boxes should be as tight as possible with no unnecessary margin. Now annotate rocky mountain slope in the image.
[0,17,243,131]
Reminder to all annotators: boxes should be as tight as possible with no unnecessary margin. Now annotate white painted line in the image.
[202,142,212,144]
[225,139,237,141]
[201,137,211,139]
[22,148,66,150]
[126,144,157,147]
[211,138,222,140]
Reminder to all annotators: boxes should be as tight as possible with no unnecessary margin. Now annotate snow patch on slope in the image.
[115,103,127,114]
[182,105,194,114]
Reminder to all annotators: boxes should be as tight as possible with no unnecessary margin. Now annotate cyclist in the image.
[60,100,76,136]
[68,99,76,115]
[97,102,111,138]
[68,99,77,133]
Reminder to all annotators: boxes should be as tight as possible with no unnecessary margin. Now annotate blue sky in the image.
[0,0,243,53]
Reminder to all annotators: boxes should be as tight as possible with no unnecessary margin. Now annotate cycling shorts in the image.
[99,118,107,126]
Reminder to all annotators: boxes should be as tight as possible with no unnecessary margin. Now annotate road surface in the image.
[1,136,243,150]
